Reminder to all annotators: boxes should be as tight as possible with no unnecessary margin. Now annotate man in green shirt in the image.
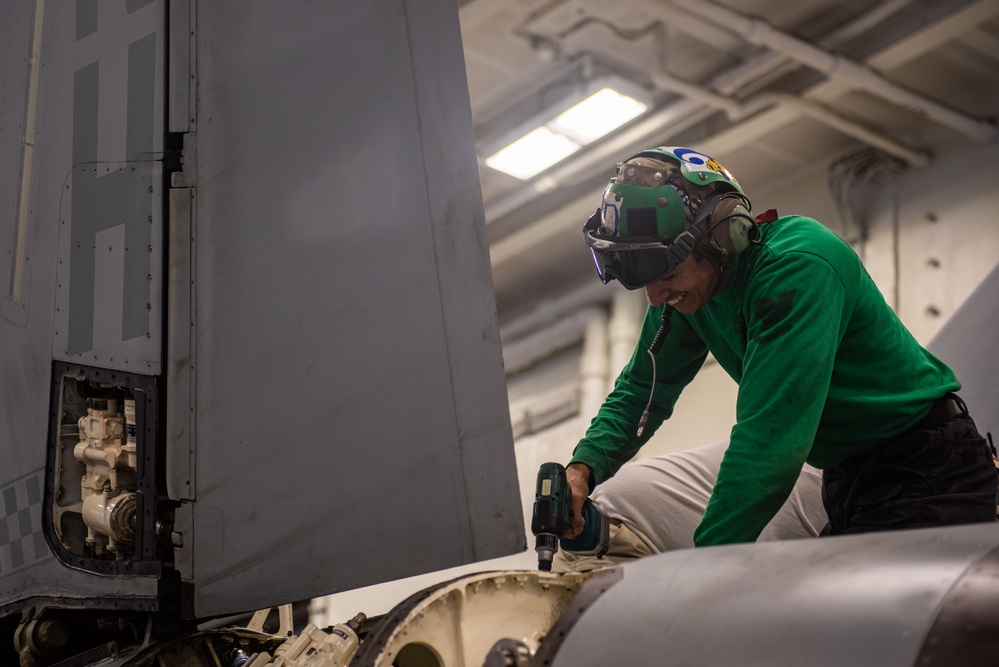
[567,146,997,546]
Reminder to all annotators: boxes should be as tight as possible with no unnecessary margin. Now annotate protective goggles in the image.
[582,191,756,290]
[583,210,697,290]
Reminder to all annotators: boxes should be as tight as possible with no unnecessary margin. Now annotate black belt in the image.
[910,393,965,433]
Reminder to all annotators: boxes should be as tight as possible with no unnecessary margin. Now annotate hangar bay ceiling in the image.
[459,0,999,326]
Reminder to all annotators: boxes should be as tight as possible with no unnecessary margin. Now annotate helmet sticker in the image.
[663,146,737,183]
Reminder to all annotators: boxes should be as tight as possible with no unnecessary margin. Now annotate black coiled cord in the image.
[636,304,673,437]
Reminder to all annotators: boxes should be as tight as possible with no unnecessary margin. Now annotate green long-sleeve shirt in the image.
[570,215,959,546]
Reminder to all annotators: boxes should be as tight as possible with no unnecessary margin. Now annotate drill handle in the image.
[559,499,610,557]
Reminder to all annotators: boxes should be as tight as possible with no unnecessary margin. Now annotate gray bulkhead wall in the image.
[928,261,999,442]
[168,1,525,616]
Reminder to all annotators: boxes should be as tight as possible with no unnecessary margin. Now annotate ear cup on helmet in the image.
[705,194,756,256]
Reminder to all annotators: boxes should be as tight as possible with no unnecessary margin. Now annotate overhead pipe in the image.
[666,0,996,143]
[508,383,582,438]
[500,280,612,344]
[651,62,930,167]
[502,307,596,376]
[711,0,915,96]
[749,93,930,167]
[814,0,917,45]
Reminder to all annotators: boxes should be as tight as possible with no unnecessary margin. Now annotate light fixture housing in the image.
[484,77,650,181]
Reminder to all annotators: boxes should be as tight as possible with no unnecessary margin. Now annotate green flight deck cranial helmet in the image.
[583,146,760,290]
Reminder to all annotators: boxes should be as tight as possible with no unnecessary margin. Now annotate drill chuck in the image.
[535,534,558,572]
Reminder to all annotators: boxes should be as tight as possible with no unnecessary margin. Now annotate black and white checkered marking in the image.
[0,470,52,576]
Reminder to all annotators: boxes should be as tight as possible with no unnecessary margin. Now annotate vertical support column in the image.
[608,289,646,395]
[578,307,609,426]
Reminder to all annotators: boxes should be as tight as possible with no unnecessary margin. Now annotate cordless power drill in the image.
[530,462,610,571]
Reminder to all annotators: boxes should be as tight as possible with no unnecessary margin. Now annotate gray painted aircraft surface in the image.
[2,1,998,666]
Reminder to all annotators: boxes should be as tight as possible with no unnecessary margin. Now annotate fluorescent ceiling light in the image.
[552,88,648,143]
[485,127,581,181]
[485,84,649,181]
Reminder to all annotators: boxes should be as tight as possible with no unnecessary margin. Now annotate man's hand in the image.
[564,463,593,539]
